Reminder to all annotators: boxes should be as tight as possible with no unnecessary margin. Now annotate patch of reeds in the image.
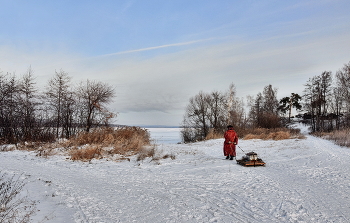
[69,126,150,147]
[69,146,103,162]
[242,128,305,140]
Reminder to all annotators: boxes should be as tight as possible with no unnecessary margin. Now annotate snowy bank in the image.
[1,130,350,222]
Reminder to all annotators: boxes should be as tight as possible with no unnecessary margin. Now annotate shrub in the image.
[136,146,156,162]
[313,129,350,147]
[136,145,176,164]
[0,172,37,222]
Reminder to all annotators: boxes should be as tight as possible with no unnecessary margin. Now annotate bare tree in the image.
[207,90,226,133]
[45,70,73,138]
[18,67,39,141]
[262,84,279,115]
[248,92,263,127]
[226,83,246,131]
[329,86,343,129]
[76,80,116,132]
[320,71,332,115]
[248,85,281,128]
[303,71,333,131]
[335,61,350,127]
[61,91,78,138]
[0,73,19,143]
[181,91,211,142]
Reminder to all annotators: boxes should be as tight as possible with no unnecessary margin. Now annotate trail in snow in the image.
[1,127,350,222]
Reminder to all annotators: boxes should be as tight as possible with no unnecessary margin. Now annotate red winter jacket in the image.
[223,129,238,156]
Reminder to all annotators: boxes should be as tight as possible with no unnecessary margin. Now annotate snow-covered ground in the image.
[1,125,350,223]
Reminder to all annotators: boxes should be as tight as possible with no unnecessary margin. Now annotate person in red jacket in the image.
[223,125,238,160]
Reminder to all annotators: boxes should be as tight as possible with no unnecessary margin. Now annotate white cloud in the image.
[1,28,350,125]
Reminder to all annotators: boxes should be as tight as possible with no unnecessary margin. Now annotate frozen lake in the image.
[146,128,182,144]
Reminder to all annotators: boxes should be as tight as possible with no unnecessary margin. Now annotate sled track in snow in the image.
[150,176,282,223]
[255,136,350,222]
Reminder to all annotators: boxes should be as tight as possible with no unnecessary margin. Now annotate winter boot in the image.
[229,156,235,160]
[226,156,230,159]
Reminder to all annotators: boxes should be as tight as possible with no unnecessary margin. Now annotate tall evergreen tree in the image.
[278,93,302,122]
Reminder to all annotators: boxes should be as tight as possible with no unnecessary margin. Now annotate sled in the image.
[236,152,265,167]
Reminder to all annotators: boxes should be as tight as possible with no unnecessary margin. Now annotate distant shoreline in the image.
[111,124,180,128]
[142,125,180,128]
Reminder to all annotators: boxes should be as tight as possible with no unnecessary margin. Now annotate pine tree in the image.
[278,93,302,123]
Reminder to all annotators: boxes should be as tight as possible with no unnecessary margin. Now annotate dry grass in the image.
[204,127,305,141]
[9,126,151,162]
[69,126,150,147]
[65,126,151,161]
[313,129,350,147]
[69,146,102,162]
[15,141,62,158]
[244,131,290,140]
[243,128,305,140]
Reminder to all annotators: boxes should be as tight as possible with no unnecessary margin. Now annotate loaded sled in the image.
[236,152,265,167]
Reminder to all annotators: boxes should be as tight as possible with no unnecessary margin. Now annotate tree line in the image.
[303,61,350,132]
[0,67,115,144]
[182,61,350,142]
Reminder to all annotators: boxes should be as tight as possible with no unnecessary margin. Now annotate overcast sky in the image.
[1,0,350,126]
